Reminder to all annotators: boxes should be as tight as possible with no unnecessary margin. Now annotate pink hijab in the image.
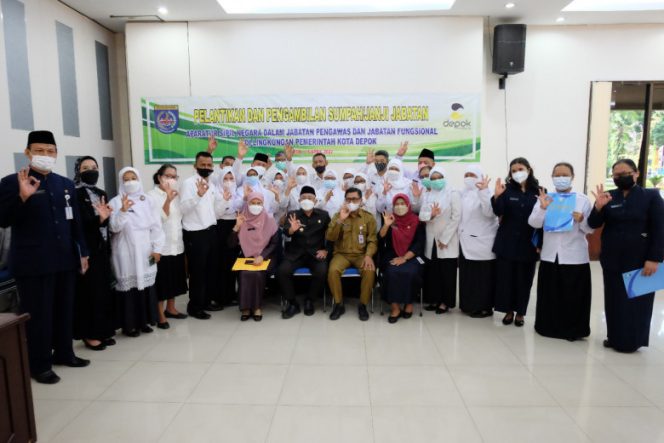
[239,192,278,258]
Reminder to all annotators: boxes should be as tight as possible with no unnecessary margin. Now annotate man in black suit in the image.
[277,186,330,319]
[0,130,91,384]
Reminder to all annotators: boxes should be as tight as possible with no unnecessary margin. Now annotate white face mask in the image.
[347,202,360,212]
[163,178,178,190]
[296,175,308,185]
[299,199,315,211]
[343,178,354,188]
[273,179,284,189]
[464,177,479,191]
[386,170,400,182]
[223,179,235,190]
[393,204,408,216]
[512,170,529,184]
[354,182,367,192]
[31,155,56,172]
[552,176,572,191]
[248,204,263,215]
[124,180,141,194]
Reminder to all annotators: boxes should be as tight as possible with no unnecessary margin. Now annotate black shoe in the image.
[53,356,90,368]
[514,317,525,327]
[424,304,437,311]
[205,301,224,312]
[329,304,345,320]
[141,326,154,333]
[253,314,263,322]
[157,321,170,330]
[223,300,240,307]
[502,314,514,325]
[435,306,449,314]
[402,311,413,319]
[388,311,401,324]
[470,310,493,318]
[189,311,211,320]
[358,304,369,321]
[124,329,140,337]
[104,338,116,346]
[240,314,251,321]
[603,339,612,348]
[164,311,188,320]
[84,340,107,351]
[33,370,60,384]
[282,302,301,320]
[303,299,315,316]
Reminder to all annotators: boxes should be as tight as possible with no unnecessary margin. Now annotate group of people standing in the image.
[0,130,662,385]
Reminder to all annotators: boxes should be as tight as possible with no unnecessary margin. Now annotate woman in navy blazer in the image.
[588,159,664,353]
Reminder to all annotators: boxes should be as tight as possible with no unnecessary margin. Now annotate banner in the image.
[141,93,481,164]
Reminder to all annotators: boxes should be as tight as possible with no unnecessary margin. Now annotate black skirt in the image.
[116,286,158,332]
[381,259,423,304]
[535,260,591,340]
[155,253,188,301]
[494,257,536,316]
[424,246,458,308]
[458,248,495,314]
[73,251,116,340]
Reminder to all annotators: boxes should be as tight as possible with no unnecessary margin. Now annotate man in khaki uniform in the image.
[326,187,377,321]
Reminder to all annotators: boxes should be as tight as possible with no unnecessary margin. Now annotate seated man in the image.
[277,186,331,319]
[326,187,377,321]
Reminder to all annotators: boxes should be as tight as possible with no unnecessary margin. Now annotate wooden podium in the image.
[0,313,37,442]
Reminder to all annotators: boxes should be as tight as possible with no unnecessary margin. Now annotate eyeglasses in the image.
[612,172,634,179]
[163,174,179,180]
[345,197,361,203]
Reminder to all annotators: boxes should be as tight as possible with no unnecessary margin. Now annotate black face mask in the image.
[80,169,99,186]
[197,168,213,178]
[375,162,387,173]
[314,165,326,174]
[613,174,635,190]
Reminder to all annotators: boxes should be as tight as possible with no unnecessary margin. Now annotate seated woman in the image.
[229,192,280,321]
[379,194,426,323]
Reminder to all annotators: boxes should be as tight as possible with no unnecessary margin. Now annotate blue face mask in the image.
[275,161,287,171]
[324,179,337,190]
[552,176,572,191]
[246,175,259,187]
[430,178,446,191]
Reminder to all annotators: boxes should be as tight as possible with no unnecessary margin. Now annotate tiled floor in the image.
[33,262,664,442]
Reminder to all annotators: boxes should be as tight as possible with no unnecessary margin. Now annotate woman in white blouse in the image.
[528,162,593,341]
[458,165,499,318]
[147,164,188,329]
[419,165,461,313]
[109,167,165,337]
[316,169,345,218]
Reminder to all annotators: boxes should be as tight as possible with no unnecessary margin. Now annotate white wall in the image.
[0,0,123,183]
[125,17,484,182]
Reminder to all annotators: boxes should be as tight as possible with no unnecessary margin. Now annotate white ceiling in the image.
[59,0,664,32]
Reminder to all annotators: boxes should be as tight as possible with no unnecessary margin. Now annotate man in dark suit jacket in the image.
[277,186,331,319]
[0,130,90,384]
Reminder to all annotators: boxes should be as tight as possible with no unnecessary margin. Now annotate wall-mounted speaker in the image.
[492,24,527,76]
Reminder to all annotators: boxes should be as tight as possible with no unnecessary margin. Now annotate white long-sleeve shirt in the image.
[459,187,498,261]
[179,173,223,231]
[419,189,461,259]
[147,187,184,256]
[528,191,594,265]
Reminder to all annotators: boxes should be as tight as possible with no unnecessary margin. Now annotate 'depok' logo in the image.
[154,105,180,134]
[443,103,471,129]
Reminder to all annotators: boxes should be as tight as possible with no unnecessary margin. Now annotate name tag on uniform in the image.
[610,204,623,208]
[509,197,519,201]
[65,207,73,220]
[358,225,365,244]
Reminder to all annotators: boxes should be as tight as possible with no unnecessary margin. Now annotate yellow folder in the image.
[232,258,270,271]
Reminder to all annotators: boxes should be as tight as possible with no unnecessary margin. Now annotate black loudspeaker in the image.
[492,24,527,75]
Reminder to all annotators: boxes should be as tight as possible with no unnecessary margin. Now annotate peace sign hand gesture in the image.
[207,135,218,153]
[366,148,375,165]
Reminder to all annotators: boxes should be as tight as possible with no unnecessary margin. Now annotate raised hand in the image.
[495,177,506,198]
[397,141,409,157]
[196,178,209,197]
[339,204,350,221]
[365,187,373,200]
[366,148,375,165]
[286,176,297,192]
[269,185,280,201]
[164,182,178,201]
[234,212,246,230]
[17,168,40,202]
[238,139,249,159]
[383,211,395,227]
[288,213,302,233]
[383,179,392,196]
[94,196,112,222]
[411,182,422,198]
[591,184,612,210]
[120,193,134,212]
[223,188,232,201]
[476,175,491,191]
[243,184,252,200]
[207,135,218,153]
[430,202,442,218]
[325,190,333,202]
[538,189,552,210]
[285,143,294,161]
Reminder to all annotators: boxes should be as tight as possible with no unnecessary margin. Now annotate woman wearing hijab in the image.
[458,165,499,318]
[72,156,116,350]
[109,167,165,337]
[147,164,188,329]
[342,169,356,190]
[377,159,414,213]
[228,192,280,321]
[265,168,289,225]
[238,166,278,217]
[215,166,243,307]
[353,172,379,229]
[316,169,345,218]
[419,166,461,314]
[379,194,425,323]
[285,165,314,213]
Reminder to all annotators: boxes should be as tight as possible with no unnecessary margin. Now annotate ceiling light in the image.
[217,0,456,14]
[505,2,516,8]
[556,16,566,22]
[563,0,664,12]
[158,7,168,15]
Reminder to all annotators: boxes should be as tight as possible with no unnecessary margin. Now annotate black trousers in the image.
[277,255,328,302]
[216,219,239,305]
[494,257,536,316]
[184,227,218,314]
[16,271,76,375]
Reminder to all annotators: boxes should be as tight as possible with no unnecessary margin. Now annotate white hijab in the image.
[112,166,158,230]
[385,159,410,190]
[462,164,484,196]
[427,165,453,211]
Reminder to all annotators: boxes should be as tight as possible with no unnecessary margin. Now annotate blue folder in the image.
[544,193,576,233]
[623,266,664,299]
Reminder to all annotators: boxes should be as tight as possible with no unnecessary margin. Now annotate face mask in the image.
[223,180,235,190]
[552,176,572,191]
[347,202,360,212]
[248,204,263,215]
[296,175,308,185]
[197,168,213,178]
[386,170,400,182]
[613,174,635,191]
[252,166,266,178]
[273,179,284,188]
[430,178,446,191]
[375,162,387,173]
[124,180,141,194]
[300,199,315,211]
[464,177,479,191]
[354,182,366,192]
[343,178,354,188]
[324,179,337,190]
[246,175,259,187]
[163,177,178,190]
[31,155,56,172]
[80,170,99,186]
[421,178,432,190]
[393,204,408,216]
[275,161,287,171]
[314,165,326,174]
[511,170,528,184]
